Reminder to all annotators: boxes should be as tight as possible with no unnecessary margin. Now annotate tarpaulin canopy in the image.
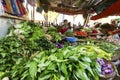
[29,0,120,20]
[48,6,91,15]
[37,0,98,15]
[91,0,120,20]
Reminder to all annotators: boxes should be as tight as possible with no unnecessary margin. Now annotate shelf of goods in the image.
[1,14,29,20]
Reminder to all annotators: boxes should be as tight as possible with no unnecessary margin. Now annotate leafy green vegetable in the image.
[35,37,55,50]
[61,63,68,78]
[64,31,74,37]
[29,27,44,41]
[96,41,120,55]
[0,72,5,79]
[29,61,37,80]
[47,26,62,42]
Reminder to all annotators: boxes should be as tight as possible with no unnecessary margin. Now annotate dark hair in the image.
[63,19,67,22]
[100,23,111,29]
[94,23,101,28]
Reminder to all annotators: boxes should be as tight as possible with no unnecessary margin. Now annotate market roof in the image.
[36,0,120,20]
[39,0,97,14]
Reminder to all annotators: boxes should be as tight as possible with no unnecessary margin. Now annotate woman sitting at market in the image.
[58,19,69,34]
[91,22,101,34]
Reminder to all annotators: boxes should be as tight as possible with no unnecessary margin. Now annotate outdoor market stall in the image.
[0,0,120,80]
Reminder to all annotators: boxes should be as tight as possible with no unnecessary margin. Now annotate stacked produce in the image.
[78,39,120,56]
[106,35,120,45]
[0,22,58,79]
[0,22,118,80]
[95,41,120,55]
[3,44,113,80]
[74,31,88,37]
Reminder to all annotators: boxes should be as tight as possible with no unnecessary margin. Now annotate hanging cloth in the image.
[27,0,36,6]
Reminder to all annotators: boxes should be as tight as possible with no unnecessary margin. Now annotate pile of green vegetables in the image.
[0,22,56,79]
[0,22,116,80]
[78,39,120,55]
[5,45,112,80]
[96,41,120,55]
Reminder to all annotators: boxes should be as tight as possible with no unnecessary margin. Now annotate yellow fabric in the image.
[5,0,13,14]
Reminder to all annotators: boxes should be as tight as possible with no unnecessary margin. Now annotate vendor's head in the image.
[111,19,116,25]
[94,22,101,28]
[63,19,68,24]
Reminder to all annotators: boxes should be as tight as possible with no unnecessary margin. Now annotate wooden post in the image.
[32,6,35,22]
[83,13,90,27]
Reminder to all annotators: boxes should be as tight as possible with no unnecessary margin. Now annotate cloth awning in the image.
[91,0,120,20]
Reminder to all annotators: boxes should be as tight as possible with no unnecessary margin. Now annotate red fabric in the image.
[58,28,68,34]
[16,0,24,15]
[92,29,98,34]
[91,0,120,20]
[108,30,119,35]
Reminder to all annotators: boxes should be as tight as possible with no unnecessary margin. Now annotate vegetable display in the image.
[0,41,113,80]
[74,31,88,37]
[78,39,120,55]
[10,45,103,80]
[0,22,119,80]
[0,22,56,79]
[96,41,120,55]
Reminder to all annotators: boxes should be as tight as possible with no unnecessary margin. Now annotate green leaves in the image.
[47,26,62,42]
[61,63,68,77]
[96,41,120,55]
[1,38,110,80]
[29,61,37,80]
[74,66,90,80]
[47,62,57,71]
[35,37,55,50]
[81,57,92,62]
[0,72,5,79]
[38,74,51,80]
[29,27,45,41]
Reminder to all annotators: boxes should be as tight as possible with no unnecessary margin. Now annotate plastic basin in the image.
[66,37,77,43]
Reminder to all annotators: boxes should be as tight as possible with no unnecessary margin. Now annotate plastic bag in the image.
[0,19,14,38]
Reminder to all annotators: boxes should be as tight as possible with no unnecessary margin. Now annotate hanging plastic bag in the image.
[0,19,14,38]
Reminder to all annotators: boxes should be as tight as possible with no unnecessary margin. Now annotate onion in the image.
[97,58,114,75]
[104,69,112,74]
[56,43,63,48]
